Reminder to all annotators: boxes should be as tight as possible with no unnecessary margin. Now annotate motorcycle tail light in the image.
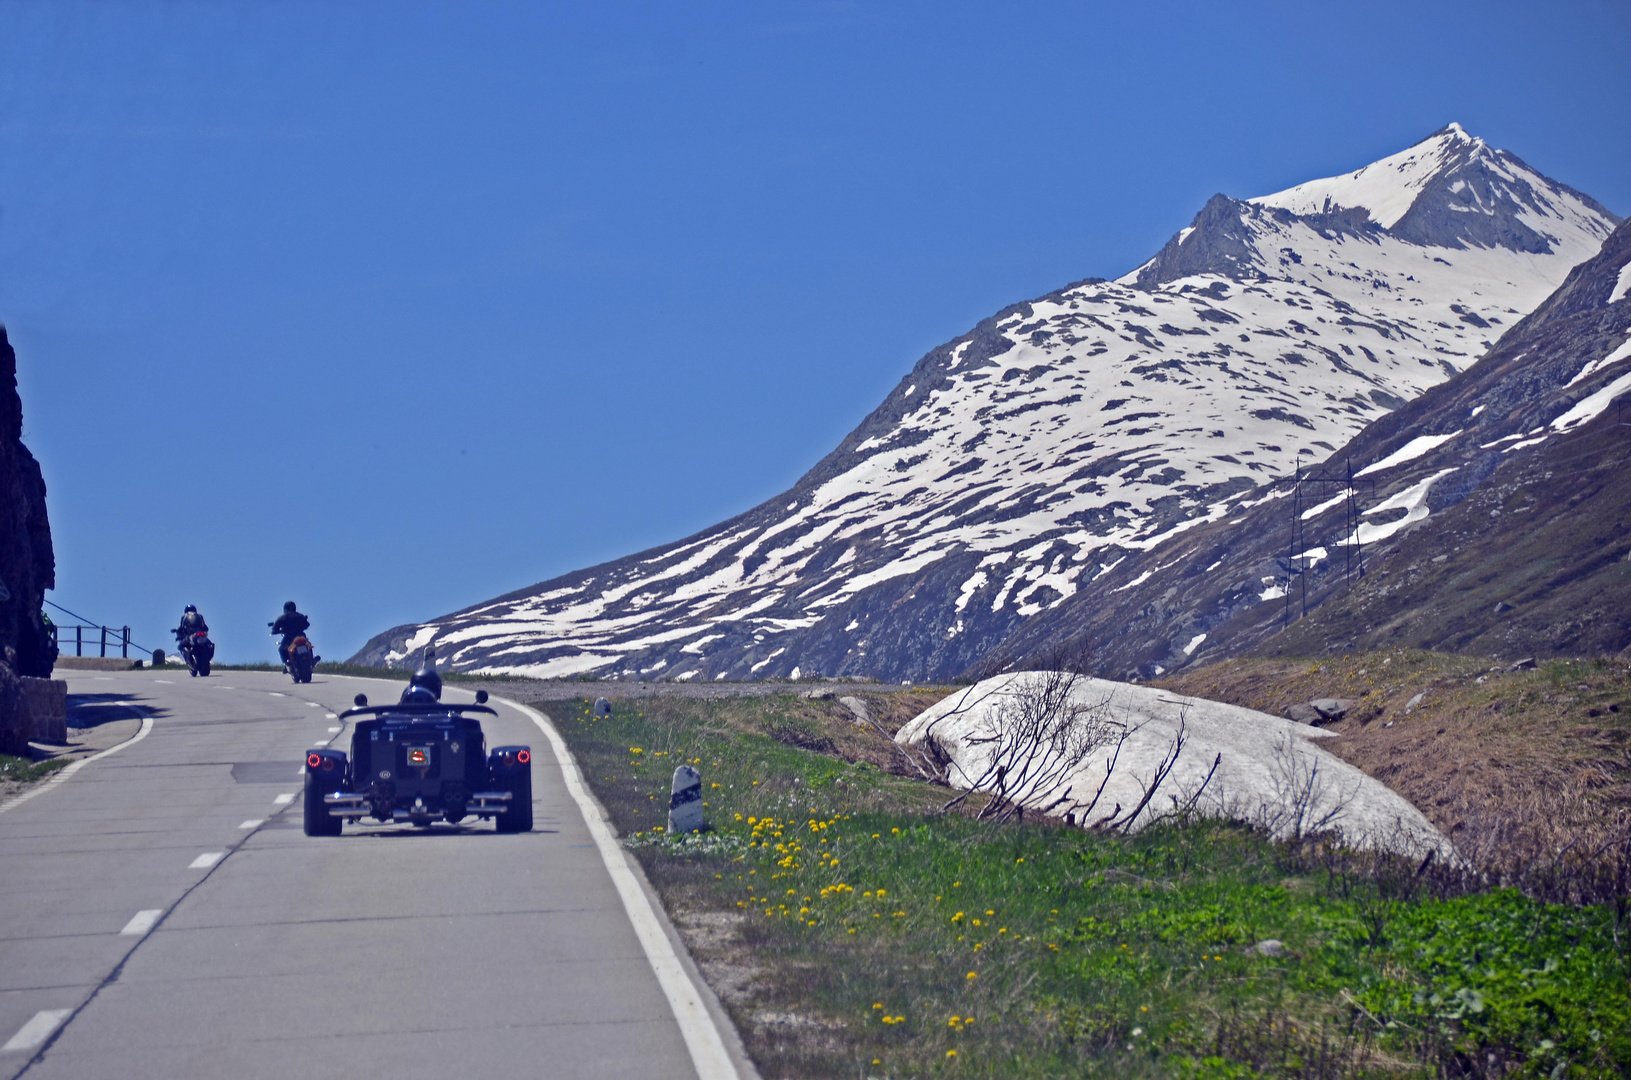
[307,753,322,768]
[516,749,531,765]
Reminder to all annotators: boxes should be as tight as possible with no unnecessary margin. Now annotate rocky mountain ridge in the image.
[1000,213,1631,674]
[353,125,1620,681]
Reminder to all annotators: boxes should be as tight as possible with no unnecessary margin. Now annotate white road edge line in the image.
[2,1009,72,1053]
[0,708,155,818]
[189,852,224,869]
[503,697,740,1080]
[120,909,163,936]
[239,819,264,830]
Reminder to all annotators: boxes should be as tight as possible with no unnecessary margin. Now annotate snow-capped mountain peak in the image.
[1247,123,1613,256]
[1251,123,1480,229]
[353,127,1621,683]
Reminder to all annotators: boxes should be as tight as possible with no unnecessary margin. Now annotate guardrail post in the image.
[100,625,107,658]
[122,626,130,659]
[76,625,83,657]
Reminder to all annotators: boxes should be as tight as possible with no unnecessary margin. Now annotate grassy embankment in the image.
[0,753,69,802]
[550,689,1631,1079]
[1158,651,1631,861]
[0,754,68,787]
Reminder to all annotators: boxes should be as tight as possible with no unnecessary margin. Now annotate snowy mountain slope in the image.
[352,125,1620,680]
[1000,214,1631,675]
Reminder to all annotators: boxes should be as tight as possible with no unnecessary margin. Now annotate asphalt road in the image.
[0,669,744,1079]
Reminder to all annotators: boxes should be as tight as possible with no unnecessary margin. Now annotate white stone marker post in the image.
[668,765,706,834]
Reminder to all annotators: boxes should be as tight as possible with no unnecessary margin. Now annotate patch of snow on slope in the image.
[1611,262,1631,306]
[1565,337,1631,388]
[385,625,438,664]
[1355,431,1462,476]
[1551,369,1631,432]
[1301,489,1354,521]
[954,571,988,613]
[1346,469,1457,545]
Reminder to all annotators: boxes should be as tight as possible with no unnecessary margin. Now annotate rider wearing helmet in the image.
[174,604,208,642]
[398,646,443,703]
[270,601,311,669]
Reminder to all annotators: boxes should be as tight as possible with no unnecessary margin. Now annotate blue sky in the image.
[2,1,1627,663]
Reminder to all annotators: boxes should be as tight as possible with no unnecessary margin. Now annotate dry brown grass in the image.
[1157,650,1631,863]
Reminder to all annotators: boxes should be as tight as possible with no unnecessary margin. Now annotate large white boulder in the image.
[896,672,1449,857]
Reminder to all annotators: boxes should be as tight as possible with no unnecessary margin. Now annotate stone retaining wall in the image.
[21,677,65,744]
[52,656,142,672]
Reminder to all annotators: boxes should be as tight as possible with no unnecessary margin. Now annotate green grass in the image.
[552,694,1631,1079]
[0,753,69,786]
[207,661,510,683]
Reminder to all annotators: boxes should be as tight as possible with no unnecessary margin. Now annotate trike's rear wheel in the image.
[303,773,342,837]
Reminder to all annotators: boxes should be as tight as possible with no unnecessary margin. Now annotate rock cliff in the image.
[0,326,56,754]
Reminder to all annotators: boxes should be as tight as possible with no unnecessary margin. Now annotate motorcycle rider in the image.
[269,601,312,671]
[174,605,208,655]
[398,647,443,703]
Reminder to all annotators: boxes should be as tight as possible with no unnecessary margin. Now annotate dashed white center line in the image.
[120,909,163,936]
[307,702,321,708]
[327,726,340,733]
[325,712,338,720]
[238,819,264,830]
[2,1009,72,1053]
[188,852,225,869]
[274,793,295,805]
[267,692,285,698]
[154,679,174,684]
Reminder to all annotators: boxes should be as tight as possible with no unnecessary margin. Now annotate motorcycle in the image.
[178,629,214,677]
[286,634,319,684]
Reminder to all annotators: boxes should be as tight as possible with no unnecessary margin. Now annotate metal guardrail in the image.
[43,601,157,661]
[50,623,132,659]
